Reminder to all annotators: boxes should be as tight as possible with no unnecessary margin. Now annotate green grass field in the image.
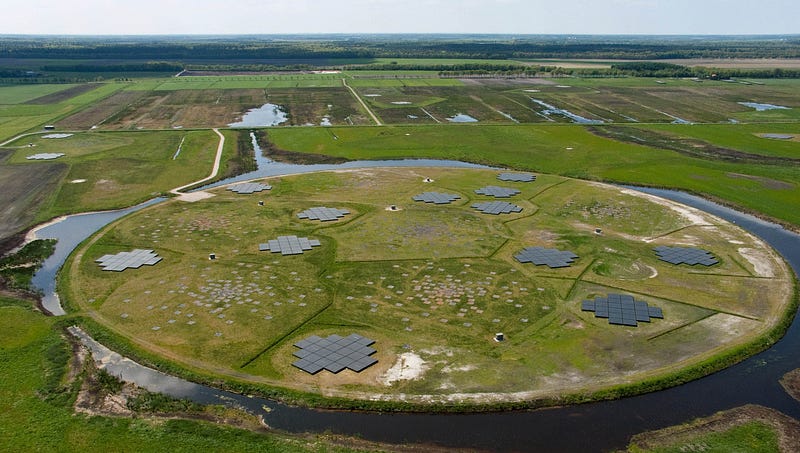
[64,168,792,402]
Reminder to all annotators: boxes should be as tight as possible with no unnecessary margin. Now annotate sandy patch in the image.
[738,247,776,277]
[379,352,428,386]
[696,313,756,339]
[176,191,215,203]
[566,320,585,329]
[618,187,714,226]
[441,364,477,373]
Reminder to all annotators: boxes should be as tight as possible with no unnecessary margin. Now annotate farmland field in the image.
[64,167,793,403]
[0,83,127,141]
[33,76,800,134]
[0,84,87,104]
[2,130,222,221]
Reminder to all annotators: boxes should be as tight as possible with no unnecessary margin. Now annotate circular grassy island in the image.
[64,168,794,407]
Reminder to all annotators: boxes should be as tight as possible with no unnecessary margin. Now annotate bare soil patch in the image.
[738,247,777,277]
[0,151,67,245]
[727,172,796,190]
[58,90,150,129]
[628,404,800,452]
[24,84,97,104]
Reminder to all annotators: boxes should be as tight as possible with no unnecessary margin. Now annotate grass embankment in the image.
[266,124,800,228]
[0,296,362,451]
[627,404,800,452]
[60,168,794,411]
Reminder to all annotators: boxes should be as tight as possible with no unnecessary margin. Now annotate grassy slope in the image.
[0,297,350,452]
[629,421,780,453]
[266,124,800,227]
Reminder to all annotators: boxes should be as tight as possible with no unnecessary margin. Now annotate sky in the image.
[3,0,799,35]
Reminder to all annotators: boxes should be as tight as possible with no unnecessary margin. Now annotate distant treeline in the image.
[40,61,183,72]
[439,62,800,80]
[2,35,799,61]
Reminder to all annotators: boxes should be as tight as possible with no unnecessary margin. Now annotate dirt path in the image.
[169,128,225,197]
[342,78,382,126]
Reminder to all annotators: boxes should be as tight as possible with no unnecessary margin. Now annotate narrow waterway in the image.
[31,151,800,451]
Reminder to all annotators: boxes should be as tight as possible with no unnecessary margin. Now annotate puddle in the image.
[760,133,794,140]
[530,99,603,124]
[446,114,478,123]
[738,102,790,112]
[228,103,289,127]
[42,133,73,139]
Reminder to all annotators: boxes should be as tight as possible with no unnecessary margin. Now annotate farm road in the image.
[342,78,382,125]
[170,128,225,198]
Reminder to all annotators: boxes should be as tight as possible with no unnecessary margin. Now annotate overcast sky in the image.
[4,0,798,35]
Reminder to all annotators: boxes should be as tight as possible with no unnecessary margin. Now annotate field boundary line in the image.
[646,312,718,341]
[582,278,761,320]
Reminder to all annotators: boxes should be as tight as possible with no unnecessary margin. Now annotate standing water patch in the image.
[738,102,790,112]
[447,114,478,123]
[228,103,289,128]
